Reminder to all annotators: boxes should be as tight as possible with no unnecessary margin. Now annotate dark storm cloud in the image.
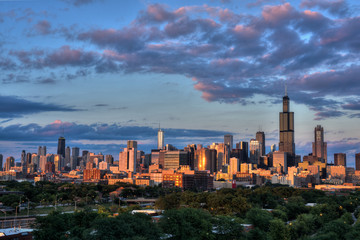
[4,2,360,120]
[0,121,230,141]
[0,95,79,118]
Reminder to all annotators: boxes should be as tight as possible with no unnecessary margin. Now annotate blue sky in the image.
[0,0,360,166]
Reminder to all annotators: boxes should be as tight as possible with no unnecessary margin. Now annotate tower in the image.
[57,137,66,158]
[158,128,164,150]
[224,135,233,151]
[356,153,360,171]
[279,92,295,155]
[256,131,265,156]
[312,125,327,162]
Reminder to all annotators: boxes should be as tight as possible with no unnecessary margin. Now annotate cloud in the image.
[61,0,103,7]
[0,95,79,118]
[33,20,51,35]
[0,120,230,142]
[300,0,349,17]
[314,110,346,120]
[4,2,360,120]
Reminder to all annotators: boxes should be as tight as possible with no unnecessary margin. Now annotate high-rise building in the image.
[57,137,66,158]
[273,151,288,173]
[38,146,46,156]
[250,139,261,165]
[127,140,137,149]
[158,128,164,150]
[21,150,26,173]
[71,147,80,170]
[356,153,360,171]
[194,148,217,173]
[65,146,71,166]
[224,135,233,151]
[279,93,295,155]
[5,156,15,171]
[334,153,346,167]
[256,131,265,156]
[163,150,189,170]
[210,143,230,171]
[119,147,137,172]
[312,125,327,162]
[271,144,276,152]
[0,154,3,171]
[236,141,249,162]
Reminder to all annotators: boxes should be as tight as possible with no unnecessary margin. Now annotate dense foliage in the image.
[30,184,360,239]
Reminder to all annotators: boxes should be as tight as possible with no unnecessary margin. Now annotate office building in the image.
[163,150,189,170]
[158,128,164,150]
[356,153,360,171]
[105,155,114,165]
[271,144,276,152]
[21,150,26,173]
[273,151,288,174]
[279,92,295,155]
[312,125,327,162]
[194,148,217,173]
[0,154,2,171]
[5,156,15,171]
[236,141,249,162]
[38,146,46,156]
[210,143,230,171]
[65,146,71,166]
[127,140,137,149]
[224,135,233,151]
[119,147,137,172]
[256,131,265,156]
[57,136,66,158]
[250,139,261,165]
[334,153,346,167]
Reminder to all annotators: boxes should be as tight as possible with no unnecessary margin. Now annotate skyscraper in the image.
[0,154,3,171]
[158,128,164,150]
[65,146,71,166]
[224,135,233,151]
[250,139,261,165]
[256,131,265,156]
[334,153,346,167]
[21,150,26,173]
[312,125,327,162]
[279,92,295,155]
[5,156,14,171]
[127,140,138,149]
[356,153,360,171]
[57,137,66,158]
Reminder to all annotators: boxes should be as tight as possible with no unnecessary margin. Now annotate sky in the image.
[0,0,360,166]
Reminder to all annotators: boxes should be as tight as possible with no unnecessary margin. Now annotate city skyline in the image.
[0,0,360,165]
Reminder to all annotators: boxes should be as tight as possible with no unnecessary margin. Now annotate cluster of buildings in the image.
[0,93,360,190]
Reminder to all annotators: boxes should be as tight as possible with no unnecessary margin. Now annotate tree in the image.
[268,219,289,240]
[83,213,161,240]
[212,215,245,240]
[246,208,273,231]
[159,208,213,240]
[155,192,181,210]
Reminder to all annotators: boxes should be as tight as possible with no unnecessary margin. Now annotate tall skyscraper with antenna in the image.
[158,126,164,150]
[312,125,327,162]
[279,87,295,155]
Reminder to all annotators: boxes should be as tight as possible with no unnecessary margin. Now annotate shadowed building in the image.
[334,153,346,167]
[312,125,327,163]
[224,135,233,151]
[256,131,265,156]
[356,153,360,171]
[57,137,66,158]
